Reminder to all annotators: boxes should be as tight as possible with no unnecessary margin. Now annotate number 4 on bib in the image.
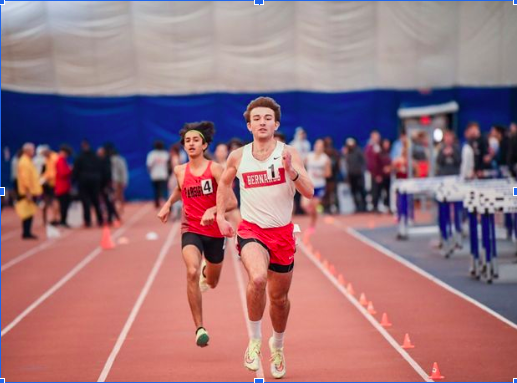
[201,179,213,195]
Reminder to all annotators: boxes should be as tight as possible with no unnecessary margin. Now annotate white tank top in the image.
[237,141,296,228]
[306,152,329,189]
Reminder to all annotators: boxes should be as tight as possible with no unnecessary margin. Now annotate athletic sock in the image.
[249,319,262,340]
[272,330,284,349]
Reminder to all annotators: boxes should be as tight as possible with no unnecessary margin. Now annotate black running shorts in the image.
[181,232,226,264]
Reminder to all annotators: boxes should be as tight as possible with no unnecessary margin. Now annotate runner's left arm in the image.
[283,146,314,199]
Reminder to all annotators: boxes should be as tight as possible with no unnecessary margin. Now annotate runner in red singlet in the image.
[158,121,237,348]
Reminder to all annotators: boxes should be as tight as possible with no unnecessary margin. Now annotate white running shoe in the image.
[199,259,209,293]
[244,338,262,371]
[269,336,286,379]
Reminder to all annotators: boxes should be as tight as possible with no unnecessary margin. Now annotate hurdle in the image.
[393,177,516,283]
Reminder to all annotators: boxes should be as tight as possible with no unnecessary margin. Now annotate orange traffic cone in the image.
[338,274,346,286]
[329,264,336,276]
[314,251,322,261]
[428,362,444,379]
[101,226,115,250]
[401,333,415,349]
[346,283,355,296]
[380,312,392,327]
[323,259,330,270]
[359,293,368,306]
[367,301,377,314]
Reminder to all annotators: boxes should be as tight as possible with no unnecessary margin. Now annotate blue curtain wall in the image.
[2,87,516,199]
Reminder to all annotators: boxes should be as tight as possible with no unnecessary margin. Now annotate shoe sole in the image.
[196,333,209,347]
[244,362,259,372]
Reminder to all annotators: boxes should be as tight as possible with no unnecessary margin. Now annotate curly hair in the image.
[179,121,216,146]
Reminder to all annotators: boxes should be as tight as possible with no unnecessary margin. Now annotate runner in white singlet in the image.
[216,97,314,379]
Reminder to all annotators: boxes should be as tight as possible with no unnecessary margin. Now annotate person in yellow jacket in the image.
[17,143,43,239]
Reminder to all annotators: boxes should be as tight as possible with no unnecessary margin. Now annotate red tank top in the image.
[181,161,223,237]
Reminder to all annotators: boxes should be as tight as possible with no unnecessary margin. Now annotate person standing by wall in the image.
[73,140,104,227]
[16,143,43,239]
[147,140,169,208]
[55,145,73,227]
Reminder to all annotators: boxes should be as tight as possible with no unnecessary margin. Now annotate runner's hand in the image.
[201,209,216,226]
[217,218,235,237]
[157,202,171,223]
[282,148,296,178]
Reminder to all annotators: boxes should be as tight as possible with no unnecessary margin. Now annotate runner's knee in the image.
[250,274,267,291]
[186,266,200,282]
[270,293,289,308]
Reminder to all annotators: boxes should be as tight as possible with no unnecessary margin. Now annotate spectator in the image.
[41,146,60,225]
[274,131,286,143]
[73,140,104,227]
[391,130,406,161]
[289,127,311,162]
[365,130,383,212]
[55,145,73,227]
[16,143,43,239]
[106,144,128,215]
[436,131,461,176]
[380,139,392,212]
[344,138,366,213]
[465,122,489,177]
[323,136,340,214]
[393,140,410,179]
[460,124,476,180]
[146,140,169,208]
[98,146,120,225]
[213,143,229,165]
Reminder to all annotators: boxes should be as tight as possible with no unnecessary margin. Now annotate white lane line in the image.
[1,205,151,338]
[97,220,179,382]
[230,239,265,380]
[2,231,73,272]
[298,242,432,382]
[1,230,18,242]
[345,225,517,331]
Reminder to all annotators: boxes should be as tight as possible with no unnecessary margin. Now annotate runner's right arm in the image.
[216,149,242,237]
[157,165,184,223]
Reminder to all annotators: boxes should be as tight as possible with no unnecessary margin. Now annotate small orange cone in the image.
[367,301,377,314]
[401,333,415,349]
[338,274,346,286]
[323,259,330,270]
[101,226,115,250]
[346,283,355,296]
[329,264,336,276]
[380,312,392,327]
[428,362,444,379]
[359,293,368,306]
[314,251,322,260]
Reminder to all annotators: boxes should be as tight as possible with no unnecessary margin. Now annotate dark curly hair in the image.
[179,121,216,147]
